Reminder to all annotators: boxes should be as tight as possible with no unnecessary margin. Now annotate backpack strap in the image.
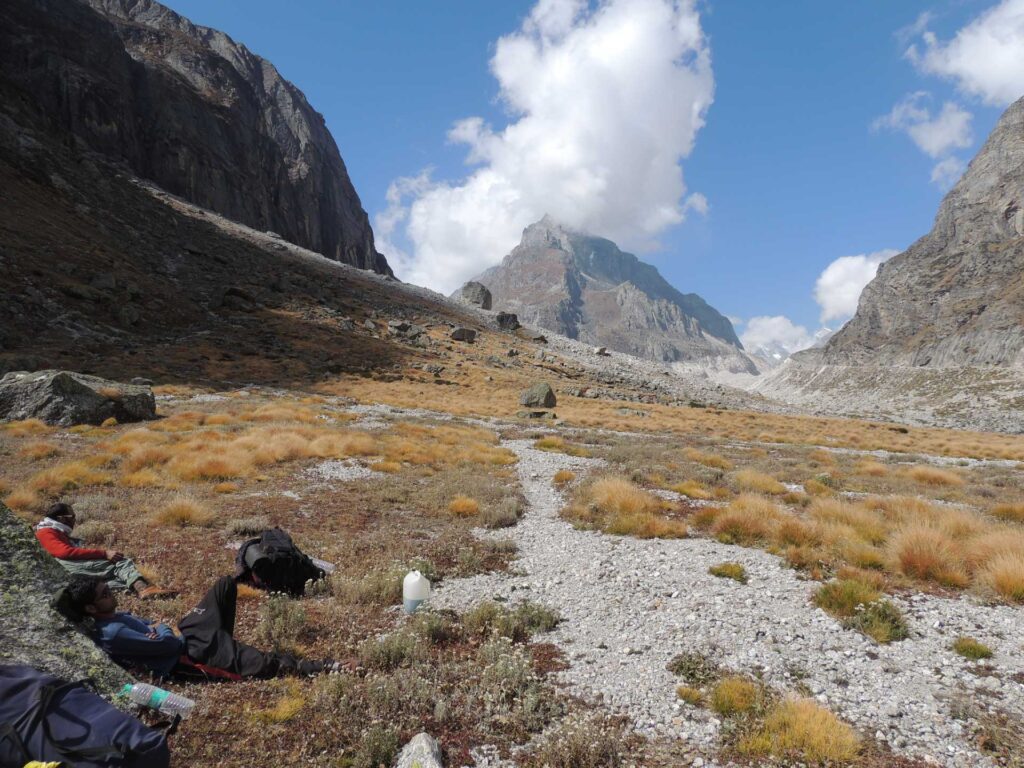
[0,721,31,763]
[36,681,130,762]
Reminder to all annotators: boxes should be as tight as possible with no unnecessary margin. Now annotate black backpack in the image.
[0,664,172,768]
[235,527,325,596]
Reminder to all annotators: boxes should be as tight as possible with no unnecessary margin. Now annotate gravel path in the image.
[433,440,1024,767]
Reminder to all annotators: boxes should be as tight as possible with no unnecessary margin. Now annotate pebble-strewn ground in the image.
[434,440,1024,768]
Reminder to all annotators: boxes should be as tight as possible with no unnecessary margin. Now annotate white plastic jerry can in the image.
[403,570,431,614]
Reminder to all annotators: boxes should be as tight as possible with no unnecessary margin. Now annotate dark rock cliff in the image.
[474,217,755,373]
[0,0,391,275]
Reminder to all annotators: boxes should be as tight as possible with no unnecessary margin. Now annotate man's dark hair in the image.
[65,575,104,612]
[47,502,74,519]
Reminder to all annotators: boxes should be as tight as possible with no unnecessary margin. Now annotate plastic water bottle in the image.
[403,570,430,614]
[121,683,195,719]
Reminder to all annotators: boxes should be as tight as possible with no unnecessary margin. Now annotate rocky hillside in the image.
[751,97,1024,431]
[0,0,390,274]
[471,217,756,374]
[815,96,1024,368]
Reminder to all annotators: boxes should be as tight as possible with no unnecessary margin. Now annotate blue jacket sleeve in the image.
[106,622,185,659]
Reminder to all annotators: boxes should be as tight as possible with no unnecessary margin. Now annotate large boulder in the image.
[450,328,477,343]
[0,502,130,694]
[520,382,556,408]
[0,370,156,426]
[453,281,492,310]
[395,732,443,768]
[495,312,520,331]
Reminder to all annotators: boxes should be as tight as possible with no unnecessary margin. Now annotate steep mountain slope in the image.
[473,217,756,373]
[751,97,1024,431]
[817,96,1024,368]
[0,0,390,274]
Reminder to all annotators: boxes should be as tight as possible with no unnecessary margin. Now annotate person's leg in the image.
[178,577,326,678]
[110,557,146,591]
[55,558,120,583]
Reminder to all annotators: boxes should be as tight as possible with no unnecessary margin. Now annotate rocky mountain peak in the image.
[472,218,755,373]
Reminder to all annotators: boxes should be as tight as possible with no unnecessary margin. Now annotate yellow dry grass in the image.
[739,697,860,763]
[564,476,686,539]
[671,480,711,500]
[977,553,1024,602]
[906,465,965,487]
[992,503,1024,524]
[734,469,786,495]
[214,482,239,494]
[710,676,759,715]
[3,418,53,437]
[552,470,576,486]
[4,487,42,513]
[18,441,61,461]
[28,461,113,495]
[683,447,733,470]
[854,460,889,477]
[119,469,165,488]
[448,496,480,517]
[711,494,785,545]
[149,496,215,528]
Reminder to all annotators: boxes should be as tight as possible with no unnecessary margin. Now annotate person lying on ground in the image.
[63,573,342,678]
[35,502,177,600]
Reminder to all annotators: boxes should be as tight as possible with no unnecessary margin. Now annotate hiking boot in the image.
[137,586,179,600]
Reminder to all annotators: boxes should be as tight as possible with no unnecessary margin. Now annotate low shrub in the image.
[462,601,559,642]
[333,566,405,606]
[225,516,270,537]
[709,562,748,584]
[523,713,628,768]
[952,636,993,660]
[352,726,399,768]
[358,630,423,670]
[256,593,306,653]
[847,600,909,644]
[666,651,720,687]
[739,697,860,763]
[480,496,522,529]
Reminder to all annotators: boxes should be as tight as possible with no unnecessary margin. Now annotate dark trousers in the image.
[177,576,324,678]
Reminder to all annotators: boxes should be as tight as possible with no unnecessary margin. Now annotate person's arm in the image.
[106,621,185,660]
[35,528,107,560]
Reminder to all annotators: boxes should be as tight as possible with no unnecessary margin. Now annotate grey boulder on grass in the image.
[520,382,556,408]
[0,370,156,426]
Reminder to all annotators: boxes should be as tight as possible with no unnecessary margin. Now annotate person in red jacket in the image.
[35,502,176,600]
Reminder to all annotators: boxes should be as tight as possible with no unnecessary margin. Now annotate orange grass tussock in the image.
[906,465,965,487]
[733,469,787,495]
[18,441,61,461]
[448,496,481,517]
[149,496,215,528]
[3,418,53,437]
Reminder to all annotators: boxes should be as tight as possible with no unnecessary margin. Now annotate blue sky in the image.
[161,0,1017,352]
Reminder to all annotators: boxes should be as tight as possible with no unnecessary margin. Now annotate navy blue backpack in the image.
[0,665,171,768]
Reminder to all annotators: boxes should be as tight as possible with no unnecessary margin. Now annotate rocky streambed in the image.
[433,440,1024,768]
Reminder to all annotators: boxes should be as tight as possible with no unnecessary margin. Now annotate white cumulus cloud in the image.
[872,92,972,187]
[814,249,900,323]
[905,0,1024,106]
[740,316,814,356]
[872,92,973,157]
[375,0,714,293]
